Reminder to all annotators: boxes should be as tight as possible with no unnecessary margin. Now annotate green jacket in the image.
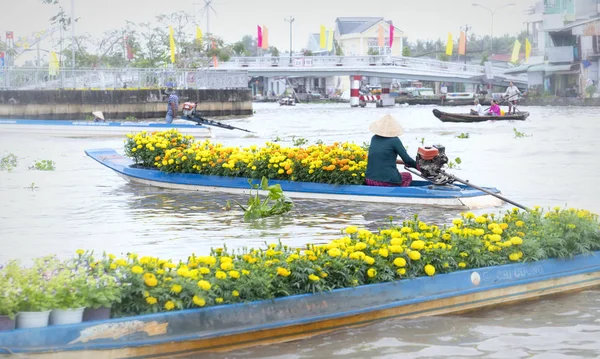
[365,135,416,184]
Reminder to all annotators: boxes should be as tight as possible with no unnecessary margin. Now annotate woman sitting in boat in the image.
[487,100,501,116]
[365,114,417,187]
[473,99,485,116]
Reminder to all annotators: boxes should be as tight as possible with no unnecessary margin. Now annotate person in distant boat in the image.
[165,87,179,124]
[92,111,105,122]
[503,81,521,114]
[488,100,501,116]
[365,114,417,188]
[473,99,485,116]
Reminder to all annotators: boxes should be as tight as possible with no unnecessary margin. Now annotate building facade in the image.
[334,17,404,56]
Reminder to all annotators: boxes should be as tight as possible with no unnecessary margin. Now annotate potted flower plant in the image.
[15,257,58,329]
[48,265,89,326]
[0,261,21,331]
[82,272,122,322]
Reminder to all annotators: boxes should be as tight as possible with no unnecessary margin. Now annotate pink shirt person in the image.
[488,101,501,116]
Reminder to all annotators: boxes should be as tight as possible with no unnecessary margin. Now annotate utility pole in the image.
[71,0,75,70]
[284,16,295,65]
[461,24,471,65]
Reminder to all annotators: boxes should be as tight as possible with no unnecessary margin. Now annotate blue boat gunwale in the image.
[0,119,208,129]
[1,251,599,354]
[85,148,501,199]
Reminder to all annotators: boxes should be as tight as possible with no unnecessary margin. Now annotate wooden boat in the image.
[2,252,600,358]
[84,148,504,209]
[0,119,213,138]
[433,109,530,123]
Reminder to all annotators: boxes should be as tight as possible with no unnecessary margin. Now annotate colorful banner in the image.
[169,26,176,64]
[6,31,13,40]
[525,38,531,61]
[257,25,263,48]
[389,25,394,49]
[446,33,453,56]
[124,36,134,60]
[458,31,466,55]
[327,28,334,52]
[378,24,384,48]
[0,52,4,68]
[511,39,521,63]
[261,25,269,49]
[320,25,326,49]
[196,27,203,45]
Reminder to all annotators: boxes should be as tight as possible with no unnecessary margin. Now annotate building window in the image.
[544,0,555,9]
[367,38,391,55]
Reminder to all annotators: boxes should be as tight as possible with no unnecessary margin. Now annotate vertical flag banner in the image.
[525,38,532,61]
[0,52,4,68]
[257,25,263,48]
[446,32,453,55]
[49,51,59,76]
[511,39,522,63]
[320,25,326,49]
[196,27,203,45]
[327,29,334,52]
[169,26,176,63]
[124,36,134,60]
[389,25,394,49]
[261,25,269,49]
[378,24,384,47]
[458,31,466,55]
[212,39,217,67]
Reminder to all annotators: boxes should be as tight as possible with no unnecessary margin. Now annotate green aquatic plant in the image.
[513,128,531,139]
[125,116,137,121]
[291,136,309,147]
[0,153,18,171]
[456,133,470,139]
[447,157,462,169]
[236,177,294,221]
[29,160,56,171]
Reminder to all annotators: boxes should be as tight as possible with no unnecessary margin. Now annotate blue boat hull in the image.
[84,148,505,209]
[1,253,600,358]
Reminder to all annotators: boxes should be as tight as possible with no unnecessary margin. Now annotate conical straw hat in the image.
[369,114,404,137]
[92,111,104,120]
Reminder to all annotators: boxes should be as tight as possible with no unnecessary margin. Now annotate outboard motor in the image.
[415,145,453,185]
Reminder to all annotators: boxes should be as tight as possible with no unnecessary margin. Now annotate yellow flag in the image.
[169,26,176,64]
[320,25,326,49]
[261,26,269,49]
[525,38,531,61]
[511,39,521,63]
[49,51,59,76]
[446,33,453,56]
[327,28,334,52]
[196,27,203,45]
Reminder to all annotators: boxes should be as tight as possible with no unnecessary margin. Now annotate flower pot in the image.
[16,310,51,329]
[49,308,85,326]
[0,316,15,331]
[82,307,111,322]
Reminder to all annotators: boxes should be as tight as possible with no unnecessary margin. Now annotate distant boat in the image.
[0,119,213,138]
[432,109,530,123]
[278,97,296,106]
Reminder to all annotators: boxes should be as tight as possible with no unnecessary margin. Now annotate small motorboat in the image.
[432,109,529,123]
[278,97,296,106]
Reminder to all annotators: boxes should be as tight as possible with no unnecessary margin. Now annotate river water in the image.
[1,103,600,357]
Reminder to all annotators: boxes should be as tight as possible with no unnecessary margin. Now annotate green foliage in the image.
[125,116,137,121]
[29,160,56,171]
[291,136,308,147]
[402,46,411,57]
[235,177,294,221]
[456,133,470,139]
[367,48,380,56]
[586,85,597,98]
[437,53,450,61]
[513,128,531,138]
[85,114,95,121]
[0,153,18,172]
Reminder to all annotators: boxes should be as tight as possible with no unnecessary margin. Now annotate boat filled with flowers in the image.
[0,208,599,357]
[85,129,504,209]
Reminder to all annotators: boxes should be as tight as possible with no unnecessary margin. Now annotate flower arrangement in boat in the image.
[124,129,368,185]
[2,207,599,320]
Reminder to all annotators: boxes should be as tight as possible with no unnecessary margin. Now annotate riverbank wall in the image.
[0,89,253,120]
[520,97,600,107]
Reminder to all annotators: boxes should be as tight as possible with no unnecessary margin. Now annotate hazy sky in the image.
[2,0,533,58]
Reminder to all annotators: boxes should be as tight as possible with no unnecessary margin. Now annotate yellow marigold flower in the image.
[131,265,144,274]
[355,242,367,251]
[475,216,487,224]
[499,223,509,230]
[242,269,250,275]
[408,250,421,261]
[76,249,85,255]
[192,295,206,307]
[197,280,212,291]
[515,220,525,227]
[215,297,224,304]
[229,270,240,279]
[215,271,227,279]
[510,236,523,245]
[509,252,520,261]
[171,284,183,294]
[410,240,425,250]
[442,233,451,241]
[109,263,117,270]
[164,301,176,311]
[424,264,436,276]
[493,228,503,235]
[397,268,407,276]
[458,262,467,268]
[146,296,158,305]
[232,290,240,297]
[308,274,320,282]
[199,267,210,274]
[363,256,375,265]
[452,219,463,226]
[388,245,404,254]
[393,257,407,267]
[220,262,233,271]
[276,267,291,277]
[390,237,402,246]
[367,268,377,278]
[378,248,389,258]
[328,248,341,257]
[144,275,158,287]
[319,271,328,278]
[459,252,469,257]
[401,227,413,233]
